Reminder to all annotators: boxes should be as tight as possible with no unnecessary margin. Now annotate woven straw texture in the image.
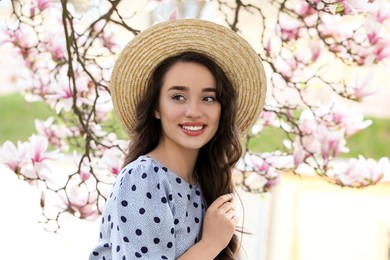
[111,19,266,136]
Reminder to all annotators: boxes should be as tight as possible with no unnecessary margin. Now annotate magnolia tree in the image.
[0,0,389,231]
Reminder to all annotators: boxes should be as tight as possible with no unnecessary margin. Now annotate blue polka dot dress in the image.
[89,155,207,260]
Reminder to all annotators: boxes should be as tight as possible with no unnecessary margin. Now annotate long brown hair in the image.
[123,51,242,259]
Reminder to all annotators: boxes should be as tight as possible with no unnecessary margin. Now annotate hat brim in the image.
[111,19,266,136]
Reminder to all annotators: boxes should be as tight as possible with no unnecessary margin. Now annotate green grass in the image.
[346,117,390,159]
[247,127,288,153]
[1,94,389,159]
[0,93,54,144]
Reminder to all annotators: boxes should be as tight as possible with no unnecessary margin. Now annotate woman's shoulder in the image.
[120,155,152,174]
[117,155,171,189]
[120,155,160,174]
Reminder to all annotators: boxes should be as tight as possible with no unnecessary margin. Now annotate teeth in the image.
[182,125,203,131]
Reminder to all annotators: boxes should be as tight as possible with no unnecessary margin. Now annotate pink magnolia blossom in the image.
[45,33,66,61]
[293,135,321,166]
[365,19,383,45]
[334,156,389,187]
[279,16,301,41]
[292,120,349,166]
[302,135,321,154]
[82,90,113,122]
[76,155,92,181]
[373,41,390,63]
[45,80,74,113]
[99,133,128,154]
[167,7,179,20]
[93,19,106,32]
[298,109,317,135]
[318,14,344,42]
[243,154,281,191]
[67,185,98,219]
[265,37,281,58]
[324,102,372,136]
[45,73,89,114]
[245,170,281,192]
[369,0,390,22]
[296,45,311,64]
[311,41,322,62]
[96,148,122,176]
[79,168,91,181]
[149,3,180,23]
[294,1,316,17]
[318,14,339,36]
[251,155,270,173]
[244,173,268,190]
[274,55,298,80]
[3,28,33,50]
[251,110,280,135]
[292,139,306,166]
[315,1,325,10]
[89,123,108,138]
[36,0,53,10]
[28,135,61,170]
[339,0,377,15]
[3,135,62,180]
[30,0,53,16]
[89,17,119,51]
[101,30,117,51]
[347,72,378,101]
[0,141,30,172]
[296,41,322,64]
[316,125,349,162]
[261,111,279,126]
[35,117,71,150]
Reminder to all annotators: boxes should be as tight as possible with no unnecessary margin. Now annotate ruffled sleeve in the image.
[89,157,177,260]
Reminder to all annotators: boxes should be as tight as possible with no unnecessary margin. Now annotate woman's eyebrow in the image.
[167,86,216,92]
[168,86,188,91]
[201,87,217,93]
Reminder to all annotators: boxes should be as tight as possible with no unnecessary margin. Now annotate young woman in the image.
[90,19,266,260]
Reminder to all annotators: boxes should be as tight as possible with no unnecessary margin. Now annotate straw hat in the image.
[111,19,266,136]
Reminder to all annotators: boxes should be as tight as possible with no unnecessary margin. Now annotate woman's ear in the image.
[155,110,160,119]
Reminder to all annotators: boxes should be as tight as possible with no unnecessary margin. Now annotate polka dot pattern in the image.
[89,155,206,259]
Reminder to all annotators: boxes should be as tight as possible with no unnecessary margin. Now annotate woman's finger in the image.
[208,193,234,210]
[218,201,234,213]
[225,209,236,219]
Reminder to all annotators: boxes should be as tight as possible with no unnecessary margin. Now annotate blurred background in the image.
[0,0,390,259]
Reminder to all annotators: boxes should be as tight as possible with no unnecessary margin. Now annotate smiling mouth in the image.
[181,125,204,131]
[179,124,207,136]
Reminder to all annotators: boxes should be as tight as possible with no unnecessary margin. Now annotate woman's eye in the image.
[172,94,185,101]
[203,96,216,102]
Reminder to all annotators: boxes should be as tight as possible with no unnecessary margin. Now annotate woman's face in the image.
[155,61,221,151]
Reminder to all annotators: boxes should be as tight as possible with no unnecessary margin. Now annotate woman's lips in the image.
[179,123,206,136]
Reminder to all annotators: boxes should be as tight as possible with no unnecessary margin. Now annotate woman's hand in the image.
[200,193,238,256]
[177,193,238,260]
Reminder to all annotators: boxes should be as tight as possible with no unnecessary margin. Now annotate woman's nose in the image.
[184,101,203,119]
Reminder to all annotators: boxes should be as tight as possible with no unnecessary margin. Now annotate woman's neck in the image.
[147,140,199,185]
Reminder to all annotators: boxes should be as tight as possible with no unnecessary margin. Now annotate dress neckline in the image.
[142,155,199,188]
